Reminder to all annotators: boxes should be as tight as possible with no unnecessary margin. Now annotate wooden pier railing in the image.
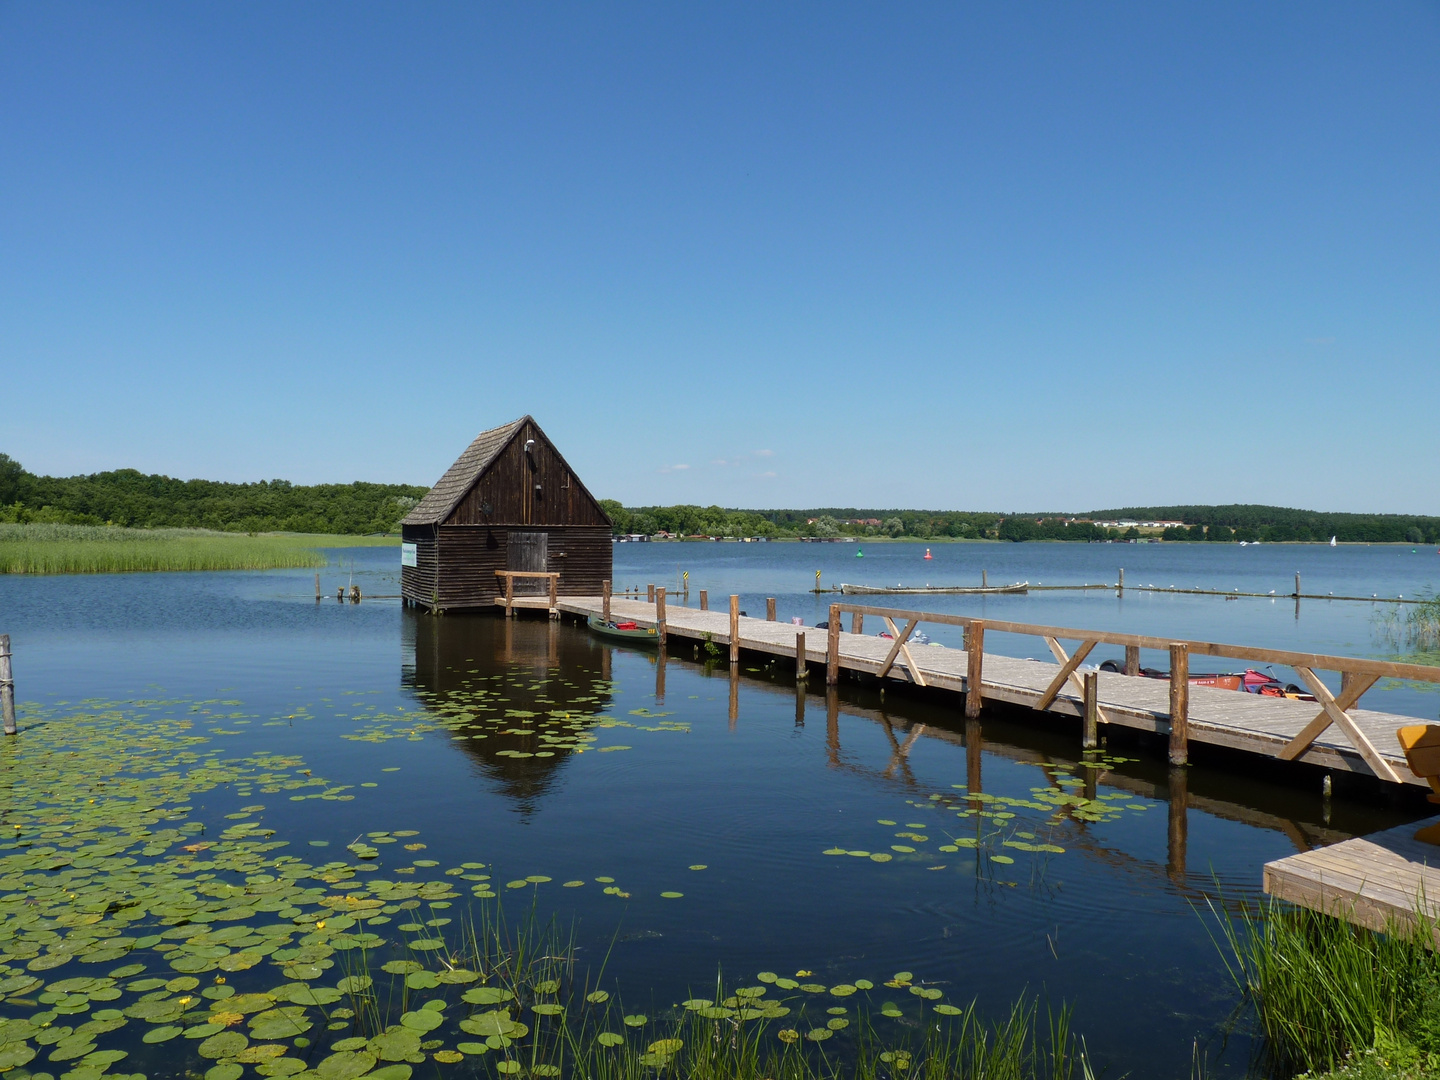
[825,602,1440,781]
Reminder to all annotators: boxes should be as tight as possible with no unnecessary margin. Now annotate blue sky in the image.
[2,3,1436,512]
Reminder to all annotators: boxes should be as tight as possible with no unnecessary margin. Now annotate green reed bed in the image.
[1372,595,1440,665]
[0,524,392,574]
[1211,896,1440,1078]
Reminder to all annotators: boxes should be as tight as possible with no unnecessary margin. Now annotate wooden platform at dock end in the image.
[1265,817,1440,935]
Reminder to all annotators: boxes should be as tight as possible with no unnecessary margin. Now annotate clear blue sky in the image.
[3,3,1436,513]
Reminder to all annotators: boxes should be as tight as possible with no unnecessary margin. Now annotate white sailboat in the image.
[1330,536,1337,547]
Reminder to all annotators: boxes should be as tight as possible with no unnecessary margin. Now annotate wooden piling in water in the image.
[1167,765,1188,882]
[699,590,708,611]
[1169,642,1190,765]
[965,621,985,718]
[1083,671,1099,749]
[1295,572,1301,598]
[826,604,840,685]
[766,597,776,621]
[982,570,987,588]
[0,634,15,737]
[729,595,740,664]
[315,573,321,601]
[602,580,611,623]
[1118,567,1125,593]
[850,612,864,635]
[796,632,807,680]
[656,587,667,646]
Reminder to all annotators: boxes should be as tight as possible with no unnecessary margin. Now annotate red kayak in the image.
[1099,661,1314,700]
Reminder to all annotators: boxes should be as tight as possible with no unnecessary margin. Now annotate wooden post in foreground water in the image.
[965,621,985,719]
[826,605,840,685]
[602,580,611,623]
[729,595,740,664]
[315,573,321,601]
[1082,671,1099,750]
[1169,642,1190,766]
[655,587,667,646]
[796,632,807,681]
[1167,765,1189,883]
[0,635,15,736]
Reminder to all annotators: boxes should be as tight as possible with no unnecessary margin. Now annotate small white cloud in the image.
[757,470,777,478]
[754,449,774,458]
[711,459,729,466]
[658,463,690,473]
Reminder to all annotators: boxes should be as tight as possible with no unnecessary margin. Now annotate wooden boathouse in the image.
[400,416,612,612]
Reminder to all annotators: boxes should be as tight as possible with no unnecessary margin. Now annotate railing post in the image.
[965,620,985,718]
[655,587,667,646]
[647,583,655,603]
[1124,645,1141,677]
[1083,671,1099,749]
[729,595,740,664]
[602,580,611,623]
[549,573,558,609]
[505,574,515,619]
[796,632,807,680]
[850,611,863,635]
[0,635,14,737]
[826,604,840,685]
[1169,642,1189,766]
[699,590,708,611]
[766,597,776,621]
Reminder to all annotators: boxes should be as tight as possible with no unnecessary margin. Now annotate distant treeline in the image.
[0,454,427,535]
[603,501,1440,543]
[1094,505,1440,545]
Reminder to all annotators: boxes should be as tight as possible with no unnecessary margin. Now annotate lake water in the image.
[0,540,1435,1079]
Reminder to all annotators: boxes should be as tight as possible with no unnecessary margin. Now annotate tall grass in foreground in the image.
[1210,896,1440,1077]
[0,522,391,573]
[337,900,1091,1080]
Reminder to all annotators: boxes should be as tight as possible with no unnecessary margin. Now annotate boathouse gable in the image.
[399,416,612,610]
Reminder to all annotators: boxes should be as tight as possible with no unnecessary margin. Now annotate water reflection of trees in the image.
[402,611,616,810]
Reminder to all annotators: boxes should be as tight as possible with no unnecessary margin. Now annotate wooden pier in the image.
[1264,817,1440,935]
[503,589,1440,789]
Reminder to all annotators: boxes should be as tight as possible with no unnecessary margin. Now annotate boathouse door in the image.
[508,531,548,593]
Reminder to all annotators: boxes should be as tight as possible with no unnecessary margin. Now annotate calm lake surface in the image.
[0,540,1436,1078]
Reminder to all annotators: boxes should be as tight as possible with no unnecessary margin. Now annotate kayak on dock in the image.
[1099,661,1313,699]
[586,615,659,644]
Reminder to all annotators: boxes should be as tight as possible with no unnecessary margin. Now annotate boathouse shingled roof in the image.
[400,416,529,527]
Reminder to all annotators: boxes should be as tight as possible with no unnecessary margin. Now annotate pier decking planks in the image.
[1264,817,1440,933]
[530,594,1429,787]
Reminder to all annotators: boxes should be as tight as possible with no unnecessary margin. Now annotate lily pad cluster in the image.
[822,754,1152,869]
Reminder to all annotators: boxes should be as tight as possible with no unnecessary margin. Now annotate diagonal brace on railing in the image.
[1042,638,1112,726]
[1279,669,1396,781]
[877,618,927,687]
[1036,639,1097,711]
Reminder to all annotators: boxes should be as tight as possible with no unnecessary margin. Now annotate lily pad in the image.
[199,1030,249,1059]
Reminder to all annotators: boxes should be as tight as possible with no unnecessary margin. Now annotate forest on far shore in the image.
[3,453,1435,542]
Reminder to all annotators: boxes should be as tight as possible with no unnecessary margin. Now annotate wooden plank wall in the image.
[399,524,440,606]
[446,419,609,528]
[431,525,612,609]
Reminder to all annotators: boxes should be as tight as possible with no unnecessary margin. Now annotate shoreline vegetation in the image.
[0,524,394,575]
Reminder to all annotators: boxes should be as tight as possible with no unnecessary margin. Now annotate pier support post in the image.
[1082,671,1099,749]
[655,587,667,646]
[850,612,863,635]
[982,569,988,589]
[795,680,805,726]
[1168,642,1190,766]
[655,647,666,704]
[729,663,739,729]
[965,717,982,797]
[729,595,740,664]
[1125,645,1141,677]
[699,590,708,611]
[602,580,611,623]
[1295,572,1301,598]
[826,604,841,685]
[647,583,655,603]
[1167,765,1189,883]
[0,635,14,737]
[315,573,321,601]
[766,597,776,621]
[796,632,807,681]
[965,621,985,719]
[1118,567,1125,593]
[826,687,840,763]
